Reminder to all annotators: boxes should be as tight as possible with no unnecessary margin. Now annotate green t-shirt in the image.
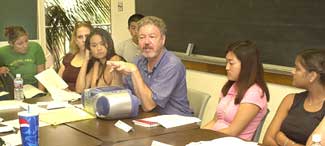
[0,41,46,86]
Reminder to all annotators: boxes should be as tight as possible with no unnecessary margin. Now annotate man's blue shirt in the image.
[125,48,192,116]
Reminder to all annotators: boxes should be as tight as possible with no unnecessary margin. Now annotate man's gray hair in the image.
[137,16,167,35]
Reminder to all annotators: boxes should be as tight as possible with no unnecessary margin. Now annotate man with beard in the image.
[107,16,192,116]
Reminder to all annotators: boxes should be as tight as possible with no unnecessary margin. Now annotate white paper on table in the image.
[0,91,9,96]
[0,132,22,146]
[0,125,15,133]
[0,100,25,111]
[34,68,68,90]
[46,101,74,110]
[186,137,258,146]
[20,104,48,114]
[23,84,45,99]
[2,119,50,129]
[143,115,201,128]
[151,140,173,146]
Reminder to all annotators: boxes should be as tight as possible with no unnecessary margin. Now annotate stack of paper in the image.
[39,107,95,125]
[132,119,160,127]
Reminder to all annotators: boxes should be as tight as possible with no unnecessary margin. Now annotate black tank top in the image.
[280,91,325,144]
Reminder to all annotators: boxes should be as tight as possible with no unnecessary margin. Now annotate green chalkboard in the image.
[136,0,325,67]
[0,0,38,41]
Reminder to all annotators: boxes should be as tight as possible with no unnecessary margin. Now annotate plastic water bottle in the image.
[311,134,322,146]
[14,74,24,101]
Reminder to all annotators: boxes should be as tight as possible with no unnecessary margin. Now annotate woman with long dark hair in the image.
[76,28,124,93]
[203,40,269,140]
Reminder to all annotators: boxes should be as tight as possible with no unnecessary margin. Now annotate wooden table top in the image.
[102,128,229,146]
[65,111,200,143]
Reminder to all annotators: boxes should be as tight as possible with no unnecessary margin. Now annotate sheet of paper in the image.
[39,107,95,125]
[0,132,22,146]
[0,100,24,111]
[143,115,201,128]
[23,84,45,99]
[2,119,50,129]
[0,91,9,96]
[49,88,81,102]
[186,137,258,146]
[20,104,48,114]
[35,68,68,90]
[151,140,173,146]
[0,125,15,133]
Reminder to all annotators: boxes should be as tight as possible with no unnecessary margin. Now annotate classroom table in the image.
[0,103,102,146]
[65,112,199,143]
[102,128,229,146]
[1,95,230,146]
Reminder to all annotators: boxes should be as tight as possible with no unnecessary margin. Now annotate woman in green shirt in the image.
[0,26,46,91]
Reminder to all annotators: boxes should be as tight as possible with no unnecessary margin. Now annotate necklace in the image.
[307,97,325,107]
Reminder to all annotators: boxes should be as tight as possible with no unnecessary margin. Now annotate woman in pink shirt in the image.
[203,40,270,140]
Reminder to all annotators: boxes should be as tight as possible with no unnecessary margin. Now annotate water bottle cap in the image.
[312,134,321,142]
[16,74,21,78]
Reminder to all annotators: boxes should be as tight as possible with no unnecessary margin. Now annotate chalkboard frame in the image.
[0,0,38,41]
[136,0,325,69]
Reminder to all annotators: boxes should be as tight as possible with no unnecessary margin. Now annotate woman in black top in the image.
[263,49,325,146]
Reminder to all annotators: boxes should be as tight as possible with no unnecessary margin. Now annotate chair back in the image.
[252,108,270,142]
[187,88,211,121]
[0,74,14,100]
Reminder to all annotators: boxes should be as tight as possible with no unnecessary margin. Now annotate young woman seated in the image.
[203,40,270,140]
[76,28,124,93]
[263,49,325,146]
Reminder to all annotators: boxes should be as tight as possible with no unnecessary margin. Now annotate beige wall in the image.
[187,70,303,142]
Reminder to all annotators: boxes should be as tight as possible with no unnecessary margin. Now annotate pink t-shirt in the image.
[212,83,267,140]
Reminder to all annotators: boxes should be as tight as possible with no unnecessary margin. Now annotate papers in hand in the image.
[134,115,200,128]
[48,88,81,102]
[23,84,45,99]
[34,68,80,101]
[35,68,68,90]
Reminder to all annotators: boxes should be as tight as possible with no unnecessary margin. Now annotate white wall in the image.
[111,0,135,45]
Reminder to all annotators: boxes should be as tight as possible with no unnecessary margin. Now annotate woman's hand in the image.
[0,66,9,75]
